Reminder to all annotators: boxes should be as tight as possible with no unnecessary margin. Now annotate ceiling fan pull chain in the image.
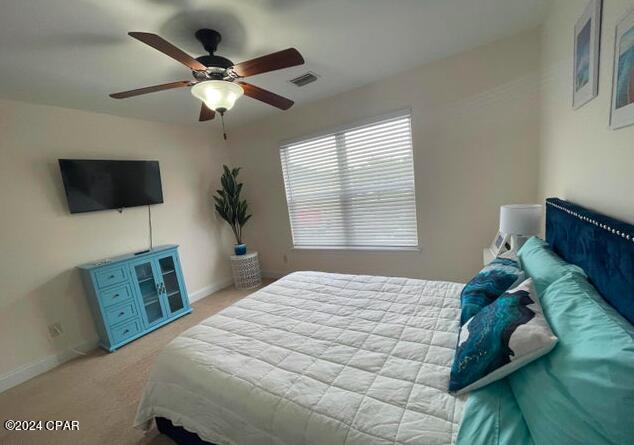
[220,112,227,140]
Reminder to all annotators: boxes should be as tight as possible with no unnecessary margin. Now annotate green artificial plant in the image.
[213,165,252,245]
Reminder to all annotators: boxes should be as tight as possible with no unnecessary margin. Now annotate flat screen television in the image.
[58,159,164,214]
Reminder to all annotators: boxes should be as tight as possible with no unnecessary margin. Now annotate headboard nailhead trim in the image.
[546,200,634,243]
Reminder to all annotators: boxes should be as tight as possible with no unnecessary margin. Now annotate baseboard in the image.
[262,270,287,279]
[0,278,234,394]
[188,277,234,303]
[0,339,98,394]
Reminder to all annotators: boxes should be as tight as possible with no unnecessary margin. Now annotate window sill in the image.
[291,246,421,253]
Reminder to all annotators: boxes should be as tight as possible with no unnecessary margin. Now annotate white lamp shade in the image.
[500,204,542,235]
[191,80,244,112]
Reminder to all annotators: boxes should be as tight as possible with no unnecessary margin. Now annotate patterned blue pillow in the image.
[460,256,523,325]
[449,278,557,395]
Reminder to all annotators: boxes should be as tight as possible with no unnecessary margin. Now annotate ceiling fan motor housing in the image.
[192,64,232,81]
[194,29,235,74]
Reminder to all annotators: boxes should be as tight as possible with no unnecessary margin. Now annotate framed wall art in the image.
[573,0,602,109]
[610,7,634,129]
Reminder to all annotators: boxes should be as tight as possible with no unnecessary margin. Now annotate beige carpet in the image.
[0,281,272,445]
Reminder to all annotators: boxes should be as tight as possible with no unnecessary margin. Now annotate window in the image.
[280,111,418,249]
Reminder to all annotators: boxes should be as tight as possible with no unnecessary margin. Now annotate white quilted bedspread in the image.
[135,271,466,445]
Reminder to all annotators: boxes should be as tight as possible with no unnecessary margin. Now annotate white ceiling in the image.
[0,0,548,127]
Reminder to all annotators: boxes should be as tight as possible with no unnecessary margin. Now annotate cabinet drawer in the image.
[100,284,133,308]
[110,319,142,345]
[95,266,127,289]
[105,301,137,326]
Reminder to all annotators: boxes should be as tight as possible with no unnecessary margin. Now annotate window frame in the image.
[279,108,421,252]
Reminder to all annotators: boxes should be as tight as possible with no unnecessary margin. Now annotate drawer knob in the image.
[113,294,119,298]
[109,275,115,279]
[119,311,125,316]
[123,329,129,334]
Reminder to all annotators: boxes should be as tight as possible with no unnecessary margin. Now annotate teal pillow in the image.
[517,236,586,295]
[456,379,534,445]
[508,273,634,445]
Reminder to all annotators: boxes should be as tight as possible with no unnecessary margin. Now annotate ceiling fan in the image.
[109,29,304,128]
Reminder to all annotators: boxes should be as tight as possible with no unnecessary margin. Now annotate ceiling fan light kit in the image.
[108,28,305,137]
[191,80,243,114]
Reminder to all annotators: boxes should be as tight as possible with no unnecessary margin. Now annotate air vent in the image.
[289,72,319,87]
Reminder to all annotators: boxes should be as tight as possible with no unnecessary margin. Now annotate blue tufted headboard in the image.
[546,198,634,325]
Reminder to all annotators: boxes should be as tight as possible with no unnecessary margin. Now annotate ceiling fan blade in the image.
[239,82,294,110]
[128,32,207,71]
[199,103,215,121]
[231,48,304,78]
[110,80,192,99]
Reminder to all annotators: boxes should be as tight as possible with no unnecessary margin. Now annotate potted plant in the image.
[213,165,252,255]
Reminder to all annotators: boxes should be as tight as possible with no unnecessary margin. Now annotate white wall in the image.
[539,0,634,222]
[0,99,234,381]
[229,29,542,283]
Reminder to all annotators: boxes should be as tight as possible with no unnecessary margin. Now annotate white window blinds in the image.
[280,112,418,249]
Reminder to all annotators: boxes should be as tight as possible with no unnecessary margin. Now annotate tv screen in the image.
[58,159,164,214]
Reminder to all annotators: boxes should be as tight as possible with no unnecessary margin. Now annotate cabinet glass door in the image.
[132,260,166,326]
[158,255,185,315]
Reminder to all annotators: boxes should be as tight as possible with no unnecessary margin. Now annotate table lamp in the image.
[500,204,542,252]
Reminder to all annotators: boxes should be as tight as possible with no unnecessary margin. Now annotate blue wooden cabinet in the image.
[79,245,192,351]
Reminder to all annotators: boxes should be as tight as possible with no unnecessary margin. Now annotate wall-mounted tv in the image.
[58,159,164,214]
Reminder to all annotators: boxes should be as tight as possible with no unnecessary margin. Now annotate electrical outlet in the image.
[48,322,63,338]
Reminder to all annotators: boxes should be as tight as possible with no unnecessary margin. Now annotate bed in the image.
[135,272,467,445]
[135,197,634,445]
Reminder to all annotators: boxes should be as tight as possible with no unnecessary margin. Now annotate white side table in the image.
[483,248,495,266]
[230,252,262,289]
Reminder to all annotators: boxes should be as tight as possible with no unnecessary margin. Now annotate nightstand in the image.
[483,248,495,266]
